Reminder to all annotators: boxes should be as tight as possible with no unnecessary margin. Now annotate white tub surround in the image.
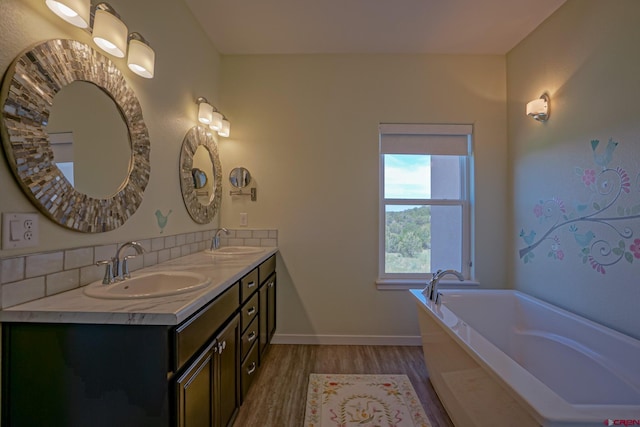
[0,247,277,326]
[411,289,640,427]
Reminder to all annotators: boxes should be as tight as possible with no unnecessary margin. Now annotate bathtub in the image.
[410,289,640,427]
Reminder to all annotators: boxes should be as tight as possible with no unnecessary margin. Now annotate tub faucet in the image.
[211,228,229,250]
[424,269,464,304]
[113,241,145,281]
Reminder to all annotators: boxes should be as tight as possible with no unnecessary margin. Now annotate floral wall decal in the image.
[518,138,640,274]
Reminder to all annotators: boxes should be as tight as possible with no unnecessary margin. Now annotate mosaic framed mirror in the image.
[179,126,222,224]
[0,39,151,232]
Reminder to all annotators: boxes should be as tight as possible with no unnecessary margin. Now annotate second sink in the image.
[84,271,211,299]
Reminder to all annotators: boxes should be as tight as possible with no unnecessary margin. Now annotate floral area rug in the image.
[303,373,432,427]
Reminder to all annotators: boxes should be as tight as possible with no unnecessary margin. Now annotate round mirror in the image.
[46,81,131,199]
[229,167,252,188]
[179,126,222,224]
[0,39,151,232]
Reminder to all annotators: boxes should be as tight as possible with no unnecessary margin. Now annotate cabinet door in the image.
[176,343,216,427]
[217,315,240,427]
[259,273,276,359]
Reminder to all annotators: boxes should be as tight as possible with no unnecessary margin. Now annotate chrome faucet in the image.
[211,228,229,250]
[423,269,464,304]
[113,241,145,281]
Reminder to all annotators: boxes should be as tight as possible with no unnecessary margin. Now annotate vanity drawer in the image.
[241,292,259,332]
[241,317,258,361]
[241,342,259,401]
[240,268,259,302]
[174,283,239,370]
[259,255,276,284]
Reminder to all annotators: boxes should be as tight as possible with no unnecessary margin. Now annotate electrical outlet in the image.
[2,213,39,249]
[239,212,248,227]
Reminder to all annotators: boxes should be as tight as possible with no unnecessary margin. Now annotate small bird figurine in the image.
[519,229,536,245]
[591,138,618,169]
[571,227,595,247]
[155,209,172,233]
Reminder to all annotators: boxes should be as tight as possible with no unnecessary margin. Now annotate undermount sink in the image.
[205,246,263,256]
[83,271,211,299]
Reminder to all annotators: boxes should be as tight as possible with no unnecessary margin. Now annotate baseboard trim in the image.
[271,334,422,346]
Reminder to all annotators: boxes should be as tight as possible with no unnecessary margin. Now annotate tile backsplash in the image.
[0,228,277,309]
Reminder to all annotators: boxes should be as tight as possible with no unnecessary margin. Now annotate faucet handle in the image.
[96,259,114,285]
[422,283,432,297]
[121,255,137,280]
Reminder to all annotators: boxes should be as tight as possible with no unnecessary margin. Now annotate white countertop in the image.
[0,247,278,326]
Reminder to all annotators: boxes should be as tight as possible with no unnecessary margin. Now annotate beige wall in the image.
[0,0,222,258]
[507,0,640,339]
[220,54,509,339]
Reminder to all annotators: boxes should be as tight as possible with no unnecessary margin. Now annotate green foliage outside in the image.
[385,206,431,273]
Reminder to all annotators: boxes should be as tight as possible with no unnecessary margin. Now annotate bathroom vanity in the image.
[0,248,277,427]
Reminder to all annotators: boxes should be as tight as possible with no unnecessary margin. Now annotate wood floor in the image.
[233,344,453,427]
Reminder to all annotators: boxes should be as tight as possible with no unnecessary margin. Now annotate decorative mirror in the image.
[179,126,222,223]
[0,39,150,232]
[229,167,252,188]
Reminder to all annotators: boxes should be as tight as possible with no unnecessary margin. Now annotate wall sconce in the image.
[196,98,231,137]
[45,0,90,28]
[127,33,155,79]
[526,94,550,122]
[44,1,156,79]
[92,3,128,58]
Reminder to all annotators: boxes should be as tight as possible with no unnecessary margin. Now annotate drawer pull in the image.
[247,331,257,342]
[247,281,256,288]
[247,307,256,316]
[246,362,257,375]
[268,281,274,288]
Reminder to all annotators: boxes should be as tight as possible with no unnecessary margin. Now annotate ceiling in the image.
[184,0,566,55]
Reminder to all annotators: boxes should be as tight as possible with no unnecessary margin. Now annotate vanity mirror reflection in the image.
[179,126,222,223]
[229,167,252,188]
[0,39,151,232]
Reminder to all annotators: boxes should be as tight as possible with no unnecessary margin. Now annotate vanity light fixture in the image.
[196,97,231,137]
[45,0,90,28]
[218,118,231,137]
[197,97,213,124]
[127,33,155,79]
[92,3,128,58]
[526,94,550,122]
[209,109,224,132]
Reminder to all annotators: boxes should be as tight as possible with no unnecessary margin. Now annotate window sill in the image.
[375,278,480,291]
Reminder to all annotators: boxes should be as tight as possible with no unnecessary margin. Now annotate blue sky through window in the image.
[384,155,431,212]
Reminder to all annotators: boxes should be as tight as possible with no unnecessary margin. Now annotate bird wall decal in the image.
[591,138,618,169]
[155,209,172,233]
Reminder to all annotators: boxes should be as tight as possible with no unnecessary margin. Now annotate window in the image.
[378,124,473,286]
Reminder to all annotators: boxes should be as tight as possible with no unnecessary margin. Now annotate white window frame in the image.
[377,123,474,288]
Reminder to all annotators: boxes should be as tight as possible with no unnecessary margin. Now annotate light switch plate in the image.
[2,213,39,249]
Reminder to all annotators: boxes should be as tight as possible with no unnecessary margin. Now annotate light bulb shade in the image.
[45,0,90,28]
[128,38,155,78]
[218,119,230,137]
[92,8,128,57]
[210,111,223,131]
[526,94,549,121]
[198,102,213,124]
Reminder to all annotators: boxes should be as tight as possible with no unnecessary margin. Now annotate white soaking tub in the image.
[410,289,640,427]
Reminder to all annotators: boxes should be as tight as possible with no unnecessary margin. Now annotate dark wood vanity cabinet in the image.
[176,315,239,427]
[1,254,277,427]
[259,255,277,361]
